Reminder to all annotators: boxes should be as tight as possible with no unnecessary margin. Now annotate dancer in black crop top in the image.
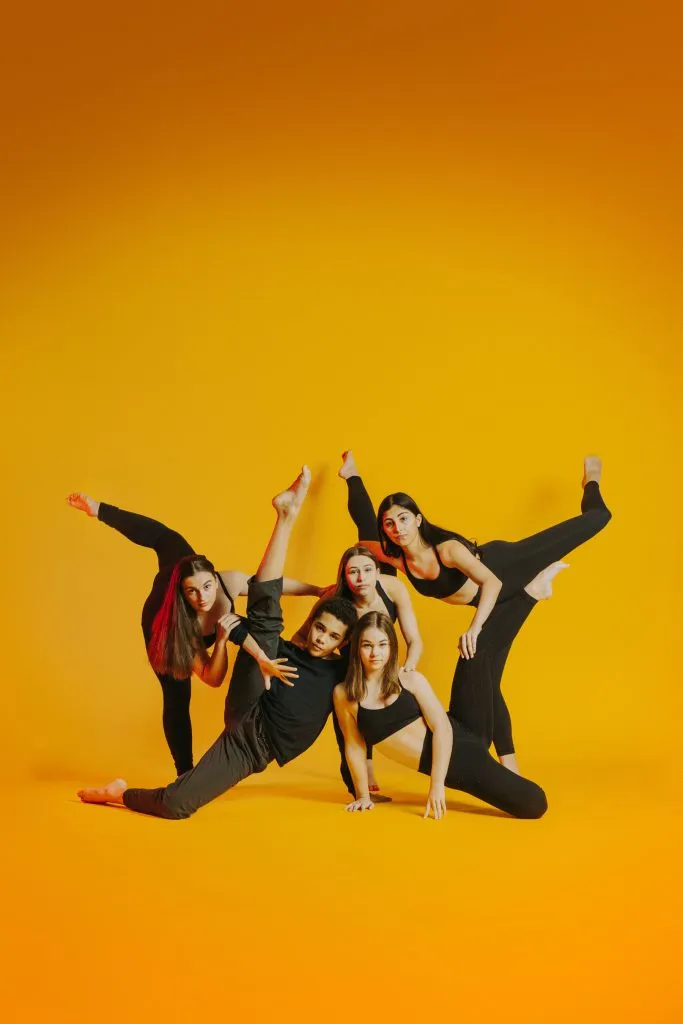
[339,450,611,774]
[292,544,423,798]
[334,611,547,820]
[67,492,319,776]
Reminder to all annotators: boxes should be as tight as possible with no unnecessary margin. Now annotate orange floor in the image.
[4,743,681,1023]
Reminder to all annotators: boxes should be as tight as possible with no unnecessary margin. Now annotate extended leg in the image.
[482,478,611,599]
[97,503,194,570]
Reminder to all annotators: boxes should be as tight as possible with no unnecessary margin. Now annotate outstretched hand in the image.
[345,797,375,812]
[258,656,299,690]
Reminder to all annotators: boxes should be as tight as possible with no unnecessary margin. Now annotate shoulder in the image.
[333,681,354,708]
[437,538,471,565]
[382,576,409,600]
[399,669,428,693]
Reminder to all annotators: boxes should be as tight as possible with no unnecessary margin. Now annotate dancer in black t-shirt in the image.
[77,467,358,820]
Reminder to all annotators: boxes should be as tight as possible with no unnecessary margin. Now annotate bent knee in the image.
[513,785,548,819]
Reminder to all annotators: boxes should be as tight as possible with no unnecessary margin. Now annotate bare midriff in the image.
[373,717,430,772]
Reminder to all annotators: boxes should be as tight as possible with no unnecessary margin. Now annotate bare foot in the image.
[66,492,100,517]
[525,561,569,601]
[499,753,520,774]
[77,778,128,805]
[582,455,602,487]
[272,466,311,520]
[338,450,359,480]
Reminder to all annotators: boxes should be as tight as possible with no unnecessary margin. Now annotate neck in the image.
[364,668,384,688]
[401,534,430,559]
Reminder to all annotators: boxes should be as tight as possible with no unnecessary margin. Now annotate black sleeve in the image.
[227,617,250,648]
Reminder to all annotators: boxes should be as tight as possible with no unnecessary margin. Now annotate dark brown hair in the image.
[377,492,478,559]
[333,545,381,603]
[344,611,400,703]
[147,555,216,679]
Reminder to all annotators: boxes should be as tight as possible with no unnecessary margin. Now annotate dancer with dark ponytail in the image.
[67,493,319,775]
[338,451,611,772]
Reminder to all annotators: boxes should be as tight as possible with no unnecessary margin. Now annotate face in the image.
[182,571,218,613]
[358,626,392,673]
[344,555,380,600]
[381,504,422,547]
[306,612,349,658]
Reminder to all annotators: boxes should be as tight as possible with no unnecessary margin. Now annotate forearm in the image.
[346,744,371,799]
[468,577,502,632]
[403,637,424,671]
[201,638,230,688]
[241,632,268,667]
[282,577,322,597]
[430,723,453,788]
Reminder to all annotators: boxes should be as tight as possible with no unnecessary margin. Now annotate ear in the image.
[416,514,423,528]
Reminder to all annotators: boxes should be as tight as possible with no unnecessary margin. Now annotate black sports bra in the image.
[356,685,422,745]
[202,574,236,647]
[376,580,397,622]
[401,545,470,599]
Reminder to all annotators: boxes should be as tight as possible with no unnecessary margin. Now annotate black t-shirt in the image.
[260,640,349,767]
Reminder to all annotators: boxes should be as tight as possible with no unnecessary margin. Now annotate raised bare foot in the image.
[272,466,311,520]
[77,778,128,805]
[499,753,520,775]
[66,492,100,517]
[582,455,602,487]
[525,561,569,601]
[338,450,359,480]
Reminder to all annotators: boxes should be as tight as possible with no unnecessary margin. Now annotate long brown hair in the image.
[344,611,400,703]
[147,554,216,679]
[334,545,381,603]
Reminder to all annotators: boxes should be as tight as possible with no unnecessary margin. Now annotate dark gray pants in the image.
[122,577,283,820]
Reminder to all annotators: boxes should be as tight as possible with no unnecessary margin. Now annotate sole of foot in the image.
[272,465,311,517]
[66,492,97,517]
[582,455,602,487]
[526,561,570,600]
[77,778,128,804]
[338,450,358,480]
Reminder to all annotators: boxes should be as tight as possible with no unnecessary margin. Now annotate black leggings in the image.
[97,503,196,776]
[451,481,611,754]
[419,717,548,819]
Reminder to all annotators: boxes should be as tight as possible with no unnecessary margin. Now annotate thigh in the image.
[224,649,267,728]
[162,727,257,818]
[244,577,284,659]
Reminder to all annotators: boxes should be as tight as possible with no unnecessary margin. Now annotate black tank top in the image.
[202,574,236,647]
[401,546,469,599]
[376,580,397,622]
[356,685,422,745]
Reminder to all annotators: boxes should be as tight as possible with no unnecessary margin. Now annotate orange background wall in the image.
[1,3,681,1022]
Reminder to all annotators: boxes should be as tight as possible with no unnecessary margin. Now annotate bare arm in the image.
[387,578,424,671]
[333,684,373,809]
[194,614,298,690]
[219,570,322,601]
[400,670,452,820]
[439,540,502,657]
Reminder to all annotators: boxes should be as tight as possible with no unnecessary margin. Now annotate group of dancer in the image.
[70,449,611,821]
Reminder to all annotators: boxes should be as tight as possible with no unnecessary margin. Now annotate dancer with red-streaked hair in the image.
[67,493,320,776]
